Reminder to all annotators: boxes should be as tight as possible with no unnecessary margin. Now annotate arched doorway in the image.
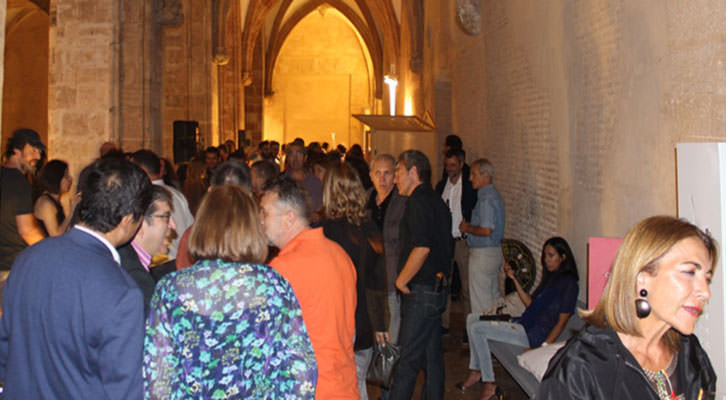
[2,1,49,150]
[263,6,374,149]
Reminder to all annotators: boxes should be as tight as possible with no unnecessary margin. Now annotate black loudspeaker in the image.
[173,121,198,164]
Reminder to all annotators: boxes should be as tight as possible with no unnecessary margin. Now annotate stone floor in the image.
[365,298,528,400]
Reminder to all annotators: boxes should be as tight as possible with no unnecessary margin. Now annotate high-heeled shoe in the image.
[481,386,504,400]
[455,381,476,392]
[455,371,482,392]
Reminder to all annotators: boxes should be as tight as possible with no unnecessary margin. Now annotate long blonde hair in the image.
[321,162,368,226]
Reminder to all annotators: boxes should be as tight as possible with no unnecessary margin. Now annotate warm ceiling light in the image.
[384,74,398,116]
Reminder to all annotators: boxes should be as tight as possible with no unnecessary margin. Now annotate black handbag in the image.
[366,341,400,388]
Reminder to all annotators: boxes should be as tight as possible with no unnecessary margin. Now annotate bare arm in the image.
[459,221,492,237]
[395,247,430,294]
[504,263,532,307]
[16,213,45,245]
[34,197,73,237]
[542,313,572,345]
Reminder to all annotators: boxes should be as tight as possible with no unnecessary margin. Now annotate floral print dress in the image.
[143,259,317,399]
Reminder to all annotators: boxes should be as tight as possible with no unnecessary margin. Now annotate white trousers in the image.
[468,246,503,313]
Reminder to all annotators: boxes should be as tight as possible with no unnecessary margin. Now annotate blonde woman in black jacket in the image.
[538,216,717,399]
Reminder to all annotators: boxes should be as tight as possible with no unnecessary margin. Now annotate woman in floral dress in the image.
[144,185,317,399]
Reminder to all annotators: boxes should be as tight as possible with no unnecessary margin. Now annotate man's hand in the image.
[395,276,410,294]
[375,332,390,347]
[459,221,470,234]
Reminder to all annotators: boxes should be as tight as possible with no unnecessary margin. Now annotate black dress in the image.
[36,193,65,237]
[316,218,385,351]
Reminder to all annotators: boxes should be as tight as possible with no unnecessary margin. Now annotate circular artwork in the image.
[456,0,481,36]
[501,239,537,293]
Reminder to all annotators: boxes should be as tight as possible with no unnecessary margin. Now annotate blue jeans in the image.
[390,286,448,400]
[355,347,373,400]
[466,313,529,381]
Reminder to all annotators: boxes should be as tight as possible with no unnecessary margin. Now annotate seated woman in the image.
[33,160,76,236]
[144,185,317,399]
[538,216,717,399]
[457,236,579,399]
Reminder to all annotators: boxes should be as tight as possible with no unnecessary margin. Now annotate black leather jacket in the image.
[537,325,716,400]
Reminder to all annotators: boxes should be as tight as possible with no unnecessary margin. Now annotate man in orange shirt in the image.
[260,178,359,399]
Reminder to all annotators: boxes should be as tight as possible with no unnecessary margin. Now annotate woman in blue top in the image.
[456,236,579,399]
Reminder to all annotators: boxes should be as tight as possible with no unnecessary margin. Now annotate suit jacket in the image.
[118,243,156,316]
[0,227,144,399]
[435,164,477,223]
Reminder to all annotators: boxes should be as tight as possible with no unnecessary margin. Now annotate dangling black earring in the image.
[635,288,651,318]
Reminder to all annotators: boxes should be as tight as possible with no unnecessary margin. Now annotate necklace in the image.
[642,354,678,400]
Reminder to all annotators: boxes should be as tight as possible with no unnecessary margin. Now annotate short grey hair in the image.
[370,153,396,169]
[472,158,494,179]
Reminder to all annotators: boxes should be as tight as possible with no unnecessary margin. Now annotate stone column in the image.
[48,0,119,177]
[0,0,7,141]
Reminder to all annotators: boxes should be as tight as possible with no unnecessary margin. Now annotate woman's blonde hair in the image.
[322,162,368,226]
[188,185,268,264]
[581,215,717,350]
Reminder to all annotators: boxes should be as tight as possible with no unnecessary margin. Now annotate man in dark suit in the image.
[118,185,175,314]
[0,157,152,399]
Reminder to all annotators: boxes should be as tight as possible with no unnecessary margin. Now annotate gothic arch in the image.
[240,0,399,98]
[263,0,382,98]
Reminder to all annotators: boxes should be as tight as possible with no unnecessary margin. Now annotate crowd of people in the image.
[0,128,718,399]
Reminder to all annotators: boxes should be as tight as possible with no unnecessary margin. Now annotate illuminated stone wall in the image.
[264,10,371,148]
[2,9,48,148]
[444,0,726,281]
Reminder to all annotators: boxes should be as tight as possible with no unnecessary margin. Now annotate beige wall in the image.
[47,0,117,178]
[0,0,6,142]
[2,9,48,149]
[161,0,213,156]
[264,10,372,148]
[443,0,726,285]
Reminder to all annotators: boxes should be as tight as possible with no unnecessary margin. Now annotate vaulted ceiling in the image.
[234,0,400,99]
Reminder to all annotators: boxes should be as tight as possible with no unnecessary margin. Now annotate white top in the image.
[441,176,464,238]
[73,225,121,265]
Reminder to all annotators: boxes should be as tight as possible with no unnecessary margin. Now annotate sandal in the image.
[455,370,482,392]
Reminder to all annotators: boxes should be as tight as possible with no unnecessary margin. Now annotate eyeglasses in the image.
[151,213,172,222]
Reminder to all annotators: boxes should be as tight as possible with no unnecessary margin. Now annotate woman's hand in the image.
[69,192,81,211]
[375,332,390,347]
[504,263,516,280]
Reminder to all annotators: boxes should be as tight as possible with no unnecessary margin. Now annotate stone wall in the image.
[0,0,5,140]
[161,0,212,157]
[445,0,726,282]
[263,10,371,148]
[217,1,242,146]
[47,0,117,177]
[2,8,48,147]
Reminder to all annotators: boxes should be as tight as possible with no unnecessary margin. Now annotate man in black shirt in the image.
[0,129,46,307]
[390,150,452,399]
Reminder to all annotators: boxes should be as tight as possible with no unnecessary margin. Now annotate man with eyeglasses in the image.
[118,186,175,314]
